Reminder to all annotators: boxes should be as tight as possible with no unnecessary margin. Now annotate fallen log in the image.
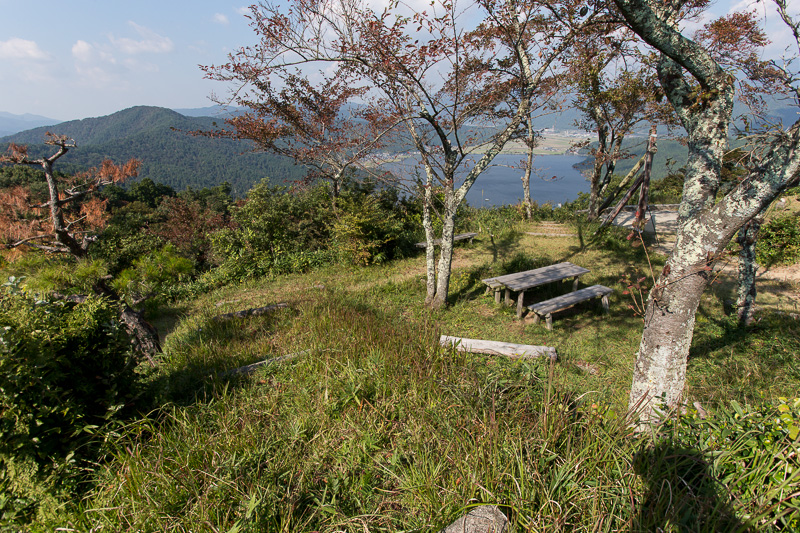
[212,303,289,322]
[440,335,557,361]
[222,350,310,377]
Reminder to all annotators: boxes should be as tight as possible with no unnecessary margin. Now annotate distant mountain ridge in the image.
[0,106,304,195]
[0,111,62,137]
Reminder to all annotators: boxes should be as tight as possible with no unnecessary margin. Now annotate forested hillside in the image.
[0,106,305,195]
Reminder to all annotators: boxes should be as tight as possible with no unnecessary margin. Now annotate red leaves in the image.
[0,143,30,164]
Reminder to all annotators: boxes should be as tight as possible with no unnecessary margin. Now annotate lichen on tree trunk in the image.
[736,211,765,326]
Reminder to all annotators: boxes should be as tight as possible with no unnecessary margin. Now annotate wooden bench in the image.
[528,284,613,330]
[415,232,477,248]
[440,335,557,361]
[482,262,590,319]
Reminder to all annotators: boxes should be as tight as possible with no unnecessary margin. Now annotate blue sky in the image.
[0,1,257,120]
[0,1,797,121]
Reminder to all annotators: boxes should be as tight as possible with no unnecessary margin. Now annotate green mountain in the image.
[0,106,305,196]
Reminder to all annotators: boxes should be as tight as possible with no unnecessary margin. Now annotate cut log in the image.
[212,303,289,322]
[440,335,557,360]
[222,350,310,377]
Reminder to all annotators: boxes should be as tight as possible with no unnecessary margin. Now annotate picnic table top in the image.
[481,261,590,292]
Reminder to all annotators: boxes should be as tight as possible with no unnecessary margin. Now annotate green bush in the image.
[113,243,194,300]
[0,278,141,523]
[330,194,406,265]
[756,214,800,267]
[665,399,800,530]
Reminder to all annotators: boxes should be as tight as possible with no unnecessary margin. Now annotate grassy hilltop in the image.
[2,192,798,531]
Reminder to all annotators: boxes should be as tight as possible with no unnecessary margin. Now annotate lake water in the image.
[384,154,590,207]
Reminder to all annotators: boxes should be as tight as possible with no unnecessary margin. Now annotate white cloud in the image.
[235,6,251,16]
[71,40,94,62]
[213,13,230,25]
[70,39,123,88]
[110,22,173,54]
[0,38,49,61]
[71,40,116,64]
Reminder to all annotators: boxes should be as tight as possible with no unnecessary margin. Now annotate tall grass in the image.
[9,216,800,531]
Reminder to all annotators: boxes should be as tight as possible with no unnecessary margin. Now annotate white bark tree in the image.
[206,0,595,308]
[612,0,800,422]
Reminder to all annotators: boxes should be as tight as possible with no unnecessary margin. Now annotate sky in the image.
[0,0,798,122]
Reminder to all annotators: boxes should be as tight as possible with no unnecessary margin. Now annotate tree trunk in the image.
[630,140,800,422]
[600,135,624,198]
[736,210,765,326]
[613,0,800,424]
[587,123,608,221]
[431,192,459,309]
[522,119,535,219]
[94,278,161,364]
[422,170,438,307]
[42,159,87,258]
[632,127,657,231]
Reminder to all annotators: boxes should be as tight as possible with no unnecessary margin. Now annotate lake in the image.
[383,154,590,207]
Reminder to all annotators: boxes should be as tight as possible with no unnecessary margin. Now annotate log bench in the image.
[528,284,613,330]
[415,232,478,248]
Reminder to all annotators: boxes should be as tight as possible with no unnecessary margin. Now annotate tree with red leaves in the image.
[0,134,161,360]
[570,33,673,221]
[212,72,396,203]
[0,134,139,257]
[205,0,598,308]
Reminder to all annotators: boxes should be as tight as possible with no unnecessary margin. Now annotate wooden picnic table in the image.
[482,261,590,319]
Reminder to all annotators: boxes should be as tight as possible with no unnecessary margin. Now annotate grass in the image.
[8,219,800,531]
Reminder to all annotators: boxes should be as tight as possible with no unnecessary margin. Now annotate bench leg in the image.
[516,291,525,319]
[505,288,512,306]
[494,289,501,304]
[545,313,553,331]
[572,277,579,291]
[601,295,609,314]
[533,313,541,325]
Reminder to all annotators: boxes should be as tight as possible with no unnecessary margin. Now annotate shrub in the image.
[330,194,405,265]
[756,214,800,267]
[0,277,141,522]
[113,243,194,301]
[664,399,800,530]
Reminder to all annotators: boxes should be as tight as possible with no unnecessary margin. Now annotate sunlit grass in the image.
[30,218,800,531]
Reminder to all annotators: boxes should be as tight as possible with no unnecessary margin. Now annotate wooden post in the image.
[545,313,553,331]
[505,288,512,306]
[599,172,645,229]
[572,277,579,291]
[516,291,525,319]
[494,289,501,305]
[597,153,646,214]
[633,125,657,231]
[601,294,610,314]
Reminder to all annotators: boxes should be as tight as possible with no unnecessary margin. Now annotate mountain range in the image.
[0,111,63,137]
[2,99,796,196]
[0,106,304,195]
